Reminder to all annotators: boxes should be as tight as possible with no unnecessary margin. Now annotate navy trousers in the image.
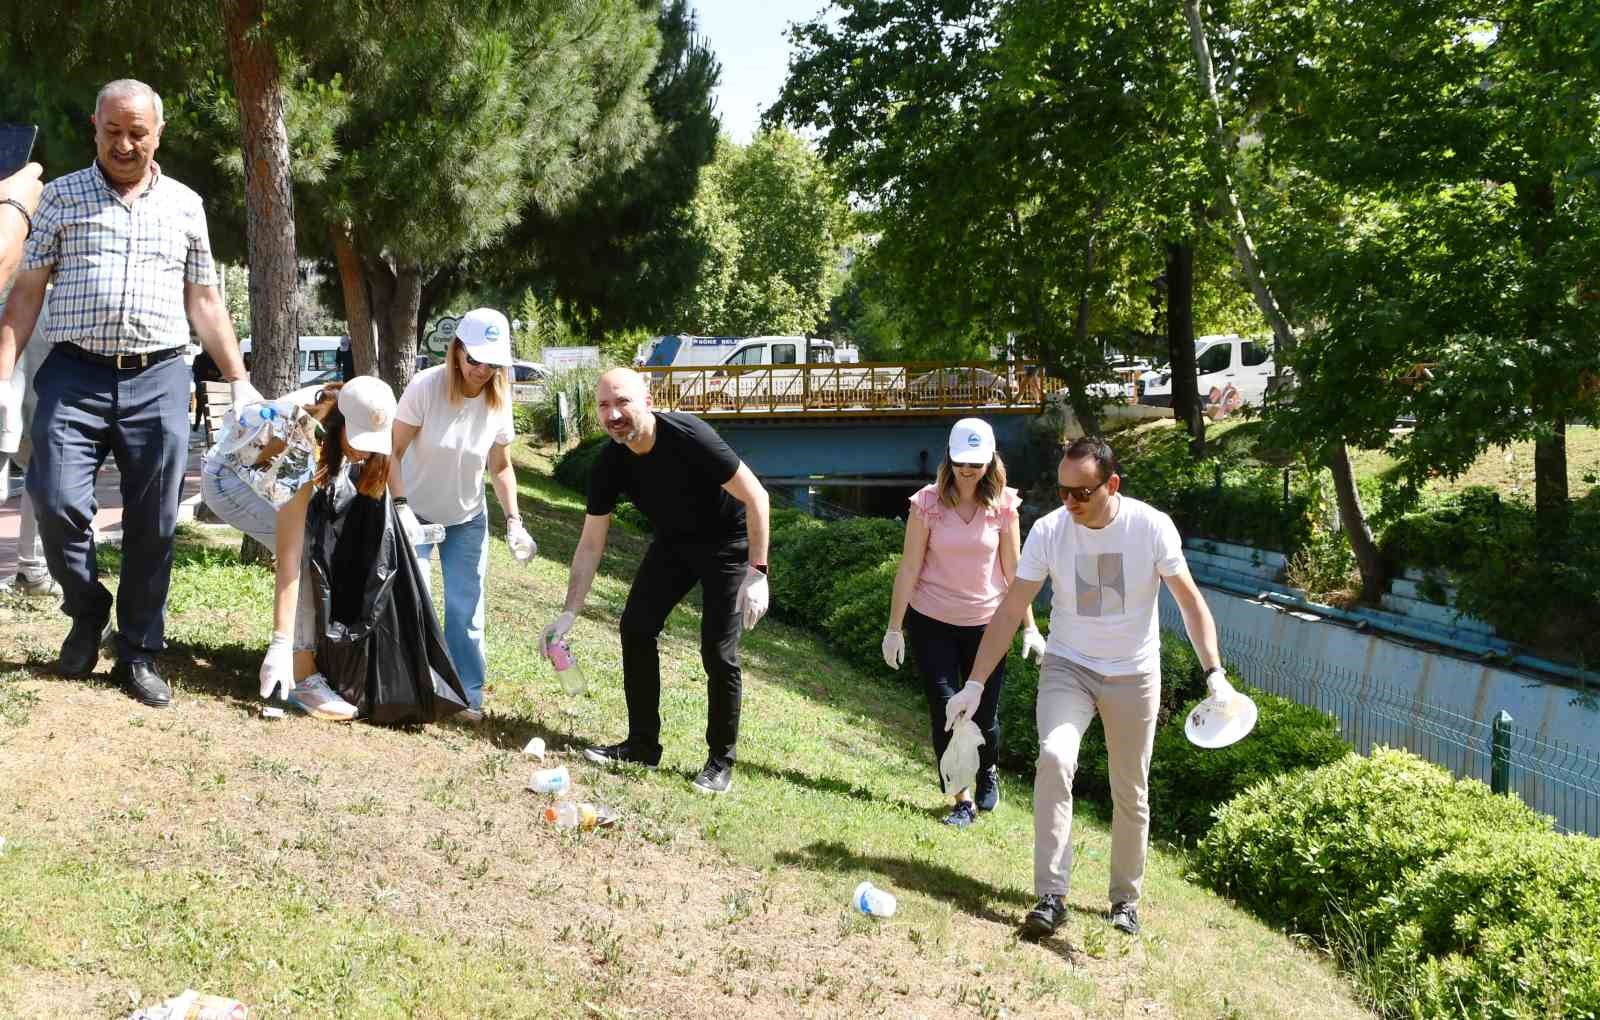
[27,347,190,662]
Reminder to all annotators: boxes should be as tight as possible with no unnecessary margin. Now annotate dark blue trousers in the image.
[27,348,190,661]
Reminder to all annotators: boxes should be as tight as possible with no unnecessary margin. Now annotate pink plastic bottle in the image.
[547,638,587,696]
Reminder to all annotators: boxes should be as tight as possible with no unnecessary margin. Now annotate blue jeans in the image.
[414,510,489,708]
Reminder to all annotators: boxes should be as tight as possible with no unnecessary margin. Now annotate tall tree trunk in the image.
[222,0,296,402]
[1534,414,1569,547]
[1165,239,1204,455]
[331,223,377,376]
[365,255,422,395]
[1185,0,1384,598]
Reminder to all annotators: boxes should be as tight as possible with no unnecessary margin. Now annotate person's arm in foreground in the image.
[724,463,771,629]
[542,513,612,651]
[947,577,1046,727]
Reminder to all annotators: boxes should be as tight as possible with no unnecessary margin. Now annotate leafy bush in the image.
[821,558,900,674]
[768,515,903,627]
[1381,486,1600,658]
[1147,689,1349,842]
[552,434,610,493]
[511,402,539,436]
[1194,748,1552,934]
[1368,831,1600,1020]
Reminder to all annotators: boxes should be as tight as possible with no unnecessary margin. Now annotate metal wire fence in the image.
[1160,602,1600,836]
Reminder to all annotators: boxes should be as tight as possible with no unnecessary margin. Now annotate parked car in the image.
[239,336,347,387]
[510,360,549,403]
[1140,335,1274,407]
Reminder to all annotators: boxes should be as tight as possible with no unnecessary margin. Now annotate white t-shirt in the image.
[395,365,514,527]
[1017,495,1186,675]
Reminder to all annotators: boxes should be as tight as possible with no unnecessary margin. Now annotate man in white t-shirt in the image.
[947,437,1225,939]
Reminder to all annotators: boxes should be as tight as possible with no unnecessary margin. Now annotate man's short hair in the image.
[96,79,164,123]
[1063,436,1120,483]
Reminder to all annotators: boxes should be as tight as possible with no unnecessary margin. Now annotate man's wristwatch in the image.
[751,563,768,575]
[506,514,523,528]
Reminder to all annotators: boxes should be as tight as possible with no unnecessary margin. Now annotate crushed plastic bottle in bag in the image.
[940,717,986,794]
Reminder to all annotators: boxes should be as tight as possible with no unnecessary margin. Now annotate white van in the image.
[637,334,835,369]
[1140,335,1274,407]
[239,336,347,387]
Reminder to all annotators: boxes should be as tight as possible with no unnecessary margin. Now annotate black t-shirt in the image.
[586,412,746,545]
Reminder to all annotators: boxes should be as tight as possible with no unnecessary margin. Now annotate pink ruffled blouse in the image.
[907,483,1022,627]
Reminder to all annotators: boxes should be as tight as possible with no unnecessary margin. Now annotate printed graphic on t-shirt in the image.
[1075,553,1126,617]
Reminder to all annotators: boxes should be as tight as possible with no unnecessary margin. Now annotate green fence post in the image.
[1491,710,1513,796]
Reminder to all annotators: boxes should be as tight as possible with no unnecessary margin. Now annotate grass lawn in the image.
[0,444,1372,1019]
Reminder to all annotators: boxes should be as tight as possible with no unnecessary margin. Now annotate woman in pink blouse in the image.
[883,418,1046,827]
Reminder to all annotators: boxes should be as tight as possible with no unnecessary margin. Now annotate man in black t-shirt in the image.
[542,368,770,795]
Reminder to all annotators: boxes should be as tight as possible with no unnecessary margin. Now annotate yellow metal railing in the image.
[644,361,1061,417]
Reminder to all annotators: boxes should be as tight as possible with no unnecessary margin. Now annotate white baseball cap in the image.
[948,418,996,465]
[338,375,398,455]
[455,307,514,367]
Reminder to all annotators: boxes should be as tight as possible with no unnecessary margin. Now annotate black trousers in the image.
[904,604,1006,792]
[619,537,747,766]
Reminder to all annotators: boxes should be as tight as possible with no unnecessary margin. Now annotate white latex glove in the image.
[396,502,426,546]
[881,628,905,670]
[944,680,984,732]
[506,519,537,562]
[0,379,21,455]
[1021,626,1047,662]
[259,631,294,700]
[230,377,264,409]
[1204,667,1236,707]
[542,610,576,657]
[737,566,769,631]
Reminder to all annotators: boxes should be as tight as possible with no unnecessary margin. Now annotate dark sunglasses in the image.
[1058,478,1109,503]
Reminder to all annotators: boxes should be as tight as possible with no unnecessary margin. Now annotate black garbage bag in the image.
[305,484,469,724]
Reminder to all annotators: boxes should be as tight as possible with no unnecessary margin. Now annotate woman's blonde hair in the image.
[447,339,509,411]
[936,451,1007,509]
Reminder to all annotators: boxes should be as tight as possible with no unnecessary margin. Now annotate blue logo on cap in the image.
[967,432,981,448]
[484,325,502,339]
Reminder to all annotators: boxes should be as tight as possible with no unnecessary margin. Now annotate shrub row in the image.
[1192,748,1600,1018]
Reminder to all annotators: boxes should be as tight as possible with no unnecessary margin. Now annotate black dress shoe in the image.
[112,659,172,708]
[57,615,112,678]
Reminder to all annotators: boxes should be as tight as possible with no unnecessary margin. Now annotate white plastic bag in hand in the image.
[940,717,986,795]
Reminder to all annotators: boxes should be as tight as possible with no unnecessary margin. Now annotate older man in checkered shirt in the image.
[0,79,259,708]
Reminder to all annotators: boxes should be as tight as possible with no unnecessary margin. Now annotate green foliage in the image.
[768,515,904,629]
[665,128,850,336]
[1368,832,1600,1020]
[552,434,611,494]
[1381,486,1600,654]
[1194,748,1552,935]
[821,559,900,674]
[1149,690,1349,842]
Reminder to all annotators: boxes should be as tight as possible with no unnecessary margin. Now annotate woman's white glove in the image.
[259,631,294,700]
[944,680,985,731]
[542,610,576,657]
[506,518,536,562]
[396,502,426,546]
[881,628,905,670]
[1204,667,1236,707]
[1021,626,1047,661]
[737,566,769,630]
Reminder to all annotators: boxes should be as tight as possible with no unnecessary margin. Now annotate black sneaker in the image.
[583,741,660,769]
[974,765,1000,811]
[1110,901,1140,935]
[942,800,977,828]
[1022,894,1066,940]
[691,758,734,795]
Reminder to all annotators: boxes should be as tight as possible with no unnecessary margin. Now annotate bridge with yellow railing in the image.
[643,360,1065,419]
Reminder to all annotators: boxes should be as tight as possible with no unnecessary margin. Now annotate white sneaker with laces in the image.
[288,672,358,721]
[1,573,62,597]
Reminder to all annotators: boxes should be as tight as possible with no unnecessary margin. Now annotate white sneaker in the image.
[0,573,61,597]
[288,673,358,721]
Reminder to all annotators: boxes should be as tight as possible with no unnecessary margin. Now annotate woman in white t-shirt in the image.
[390,308,536,718]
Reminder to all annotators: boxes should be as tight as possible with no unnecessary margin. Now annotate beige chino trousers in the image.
[1033,653,1160,906]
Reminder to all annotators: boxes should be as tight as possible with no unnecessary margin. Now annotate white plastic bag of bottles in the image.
[939,717,985,794]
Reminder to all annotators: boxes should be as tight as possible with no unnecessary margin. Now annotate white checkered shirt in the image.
[22,161,218,356]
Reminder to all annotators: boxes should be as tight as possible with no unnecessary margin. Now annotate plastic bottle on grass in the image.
[527,765,570,795]
[853,881,897,918]
[547,638,587,697]
[544,801,607,831]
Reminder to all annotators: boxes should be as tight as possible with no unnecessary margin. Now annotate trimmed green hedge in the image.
[1194,748,1553,933]
[1370,831,1600,1019]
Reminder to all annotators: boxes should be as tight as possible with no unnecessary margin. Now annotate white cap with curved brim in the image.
[455,307,514,367]
[948,417,995,465]
[338,375,398,455]
[1184,684,1259,749]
